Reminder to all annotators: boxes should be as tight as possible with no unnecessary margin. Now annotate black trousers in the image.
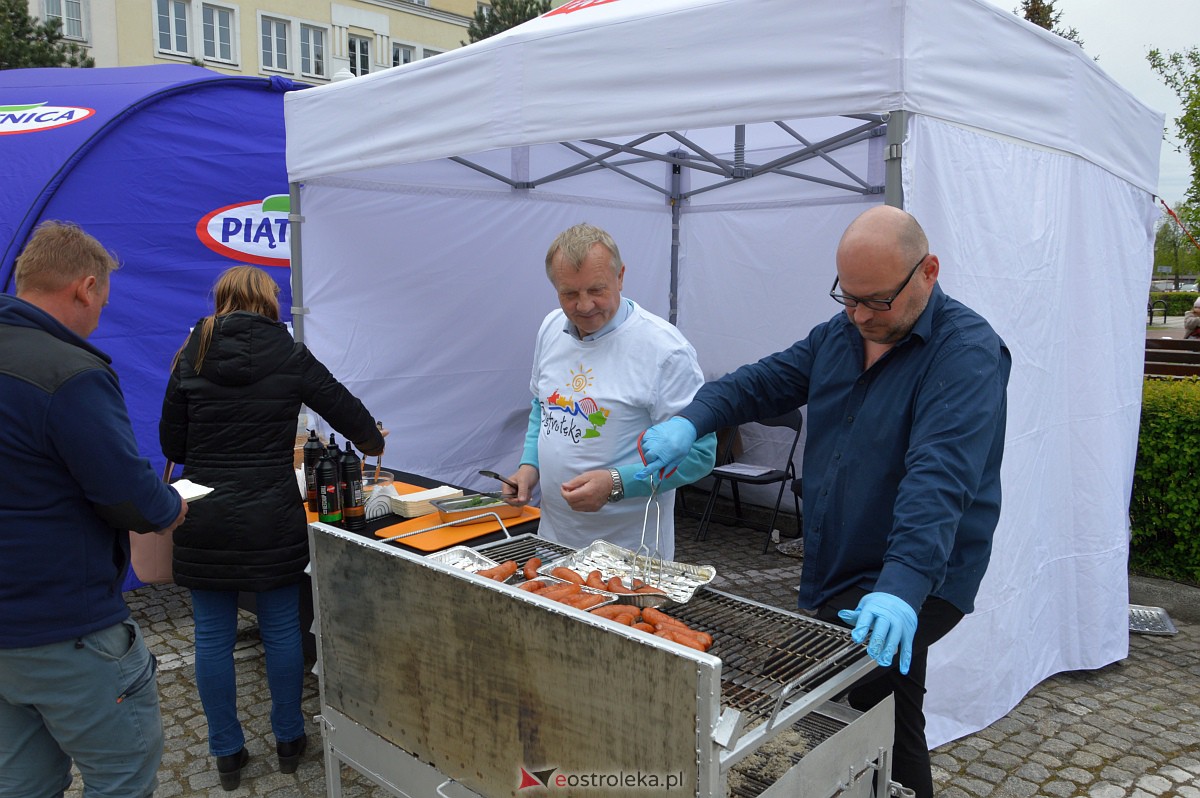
[817,587,964,798]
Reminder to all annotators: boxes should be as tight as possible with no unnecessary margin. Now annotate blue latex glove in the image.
[635,417,697,480]
[837,592,918,674]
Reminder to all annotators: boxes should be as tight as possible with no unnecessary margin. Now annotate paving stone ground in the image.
[65,490,1200,797]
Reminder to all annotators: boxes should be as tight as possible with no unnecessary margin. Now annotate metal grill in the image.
[481,534,865,726]
[478,532,573,565]
[677,590,862,724]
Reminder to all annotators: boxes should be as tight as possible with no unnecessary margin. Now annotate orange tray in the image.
[372,505,541,551]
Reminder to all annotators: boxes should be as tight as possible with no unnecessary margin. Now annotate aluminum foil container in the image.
[538,539,716,606]
[426,546,516,582]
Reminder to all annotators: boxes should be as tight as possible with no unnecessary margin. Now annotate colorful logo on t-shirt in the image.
[543,364,609,442]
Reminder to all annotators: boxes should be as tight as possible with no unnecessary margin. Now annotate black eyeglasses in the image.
[829,254,928,311]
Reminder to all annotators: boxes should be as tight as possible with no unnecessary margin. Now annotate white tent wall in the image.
[904,116,1156,745]
[678,198,877,505]
[299,183,674,489]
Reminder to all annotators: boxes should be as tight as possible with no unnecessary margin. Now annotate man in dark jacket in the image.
[0,221,188,797]
[638,206,1010,798]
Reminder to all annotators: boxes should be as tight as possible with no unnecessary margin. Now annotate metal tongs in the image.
[634,427,678,586]
[634,473,665,587]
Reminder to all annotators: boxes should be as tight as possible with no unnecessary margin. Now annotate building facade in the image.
[28,0,481,82]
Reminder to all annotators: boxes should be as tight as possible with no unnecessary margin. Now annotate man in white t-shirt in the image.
[505,223,716,560]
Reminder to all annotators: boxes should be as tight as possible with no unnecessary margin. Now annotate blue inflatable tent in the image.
[0,65,302,587]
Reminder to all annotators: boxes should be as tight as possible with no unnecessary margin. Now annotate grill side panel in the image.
[311,527,709,798]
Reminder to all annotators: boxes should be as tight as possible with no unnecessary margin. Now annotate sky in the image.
[982,0,1199,206]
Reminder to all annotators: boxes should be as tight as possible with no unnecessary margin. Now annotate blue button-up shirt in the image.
[682,285,1010,614]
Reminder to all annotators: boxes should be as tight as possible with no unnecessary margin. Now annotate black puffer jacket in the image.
[160,311,384,591]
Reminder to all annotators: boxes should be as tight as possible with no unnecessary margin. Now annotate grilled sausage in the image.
[606,576,636,594]
[585,570,607,590]
[551,567,585,584]
[654,624,712,650]
[538,582,582,602]
[519,579,548,592]
[477,560,518,581]
[563,593,607,610]
[641,607,683,628]
[655,629,706,652]
[591,605,637,620]
[523,557,543,581]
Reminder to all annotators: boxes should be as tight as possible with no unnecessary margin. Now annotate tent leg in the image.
[668,151,685,326]
[884,110,907,209]
[288,181,307,343]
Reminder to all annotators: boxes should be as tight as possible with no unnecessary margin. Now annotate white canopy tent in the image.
[284,0,1162,747]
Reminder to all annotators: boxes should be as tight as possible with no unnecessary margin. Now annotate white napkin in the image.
[171,479,214,501]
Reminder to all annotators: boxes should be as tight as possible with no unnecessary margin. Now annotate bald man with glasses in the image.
[637,205,1011,798]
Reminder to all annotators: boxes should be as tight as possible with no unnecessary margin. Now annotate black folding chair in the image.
[694,410,803,552]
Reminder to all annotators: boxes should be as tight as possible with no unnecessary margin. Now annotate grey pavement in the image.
[1147,313,1189,338]
[68,492,1200,797]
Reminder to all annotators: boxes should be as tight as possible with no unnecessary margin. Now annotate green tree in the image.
[1154,202,1200,286]
[466,0,551,45]
[1016,0,1084,47]
[1148,47,1200,206]
[0,0,93,69]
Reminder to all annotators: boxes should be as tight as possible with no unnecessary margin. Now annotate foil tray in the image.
[538,539,716,606]
[426,546,512,581]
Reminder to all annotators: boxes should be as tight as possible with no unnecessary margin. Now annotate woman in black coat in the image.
[160,265,384,790]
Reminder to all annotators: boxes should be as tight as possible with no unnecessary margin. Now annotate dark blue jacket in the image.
[683,286,1010,615]
[0,294,182,648]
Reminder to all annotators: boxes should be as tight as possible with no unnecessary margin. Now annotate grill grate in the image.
[676,590,862,724]
[477,533,573,565]
[480,535,864,725]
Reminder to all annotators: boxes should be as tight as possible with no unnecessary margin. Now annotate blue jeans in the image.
[190,584,305,756]
[0,618,163,798]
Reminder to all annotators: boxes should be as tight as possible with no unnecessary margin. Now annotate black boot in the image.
[277,733,308,774]
[216,747,249,791]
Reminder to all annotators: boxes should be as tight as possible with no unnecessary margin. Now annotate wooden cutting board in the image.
[372,506,541,551]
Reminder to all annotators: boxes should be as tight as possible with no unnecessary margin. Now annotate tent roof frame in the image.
[443,115,888,201]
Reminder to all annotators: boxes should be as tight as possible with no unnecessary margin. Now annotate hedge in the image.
[1130,377,1200,584]
[1149,291,1200,316]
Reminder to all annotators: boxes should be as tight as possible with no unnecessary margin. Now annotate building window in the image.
[202,4,233,62]
[300,25,327,78]
[392,43,413,68]
[157,0,189,55]
[261,16,289,71]
[348,35,370,76]
[422,48,443,59]
[46,0,84,40]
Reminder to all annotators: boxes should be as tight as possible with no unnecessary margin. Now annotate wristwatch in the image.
[608,468,624,503]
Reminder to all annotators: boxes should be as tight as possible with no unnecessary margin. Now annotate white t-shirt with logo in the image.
[530,300,704,559]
